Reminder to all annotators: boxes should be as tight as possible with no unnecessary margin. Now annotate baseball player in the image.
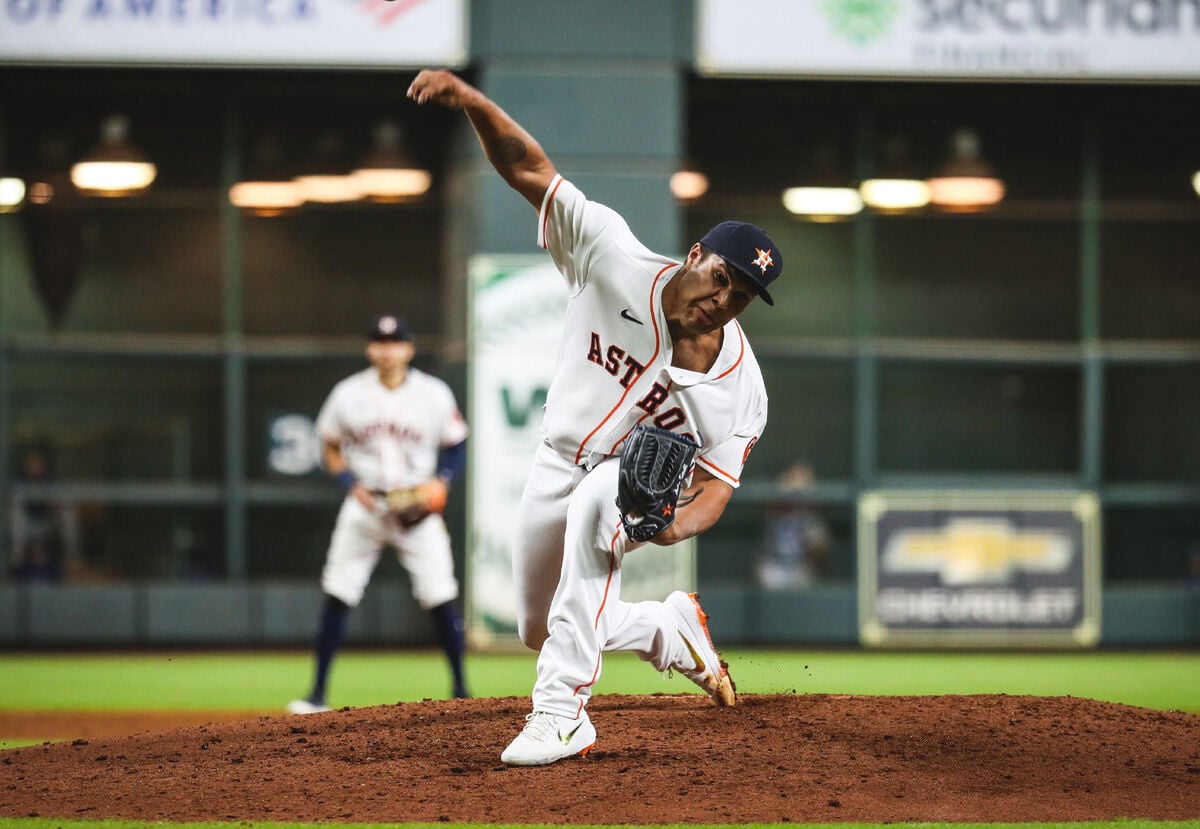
[409,70,783,766]
[287,314,470,713]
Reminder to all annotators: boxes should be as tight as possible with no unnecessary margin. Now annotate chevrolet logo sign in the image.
[881,518,1072,585]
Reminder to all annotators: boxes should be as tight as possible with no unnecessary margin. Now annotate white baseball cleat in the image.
[500,710,596,766]
[286,698,331,715]
[665,591,736,707]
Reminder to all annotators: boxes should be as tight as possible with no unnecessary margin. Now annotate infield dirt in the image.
[2,692,1198,824]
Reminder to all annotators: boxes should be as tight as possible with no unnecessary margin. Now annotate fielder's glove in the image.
[385,479,449,528]
[616,424,698,542]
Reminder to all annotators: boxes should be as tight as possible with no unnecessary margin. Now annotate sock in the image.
[310,594,349,704]
[429,600,469,698]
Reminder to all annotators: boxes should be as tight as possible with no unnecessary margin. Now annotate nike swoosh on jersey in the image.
[620,308,644,325]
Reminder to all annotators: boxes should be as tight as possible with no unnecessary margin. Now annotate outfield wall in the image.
[1,582,1196,647]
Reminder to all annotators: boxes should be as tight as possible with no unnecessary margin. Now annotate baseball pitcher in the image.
[409,70,784,765]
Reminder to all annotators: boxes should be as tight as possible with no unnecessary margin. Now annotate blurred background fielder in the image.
[288,314,470,713]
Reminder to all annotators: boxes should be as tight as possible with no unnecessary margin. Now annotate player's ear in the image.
[685,242,704,265]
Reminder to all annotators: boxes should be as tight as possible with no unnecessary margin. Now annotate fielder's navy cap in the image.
[368,314,412,342]
[700,220,782,306]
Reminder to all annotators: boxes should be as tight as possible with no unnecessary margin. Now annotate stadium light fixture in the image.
[670,162,709,202]
[229,132,305,216]
[782,186,863,221]
[229,181,304,217]
[860,135,930,212]
[350,120,431,203]
[0,177,25,212]
[927,128,1005,213]
[70,115,157,196]
[860,178,931,211]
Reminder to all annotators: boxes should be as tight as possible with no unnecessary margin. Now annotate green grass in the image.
[2,653,1197,828]
[1,649,1199,714]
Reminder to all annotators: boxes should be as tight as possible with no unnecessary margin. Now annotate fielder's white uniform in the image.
[317,366,468,610]
[515,175,768,718]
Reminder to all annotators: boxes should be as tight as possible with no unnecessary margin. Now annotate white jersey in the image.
[316,366,468,492]
[536,175,768,487]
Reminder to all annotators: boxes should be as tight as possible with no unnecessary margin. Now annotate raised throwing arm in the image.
[407,69,557,210]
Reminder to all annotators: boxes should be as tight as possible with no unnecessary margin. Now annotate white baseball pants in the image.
[321,497,459,610]
[513,441,684,719]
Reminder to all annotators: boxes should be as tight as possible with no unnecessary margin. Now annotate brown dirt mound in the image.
[2,693,1198,824]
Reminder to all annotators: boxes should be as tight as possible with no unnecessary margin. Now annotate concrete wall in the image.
[3,582,1197,647]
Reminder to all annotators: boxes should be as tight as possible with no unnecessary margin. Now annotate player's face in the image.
[366,339,416,371]
[675,246,759,334]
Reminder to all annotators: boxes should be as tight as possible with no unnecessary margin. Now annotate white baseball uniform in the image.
[316,366,468,609]
[514,175,768,718]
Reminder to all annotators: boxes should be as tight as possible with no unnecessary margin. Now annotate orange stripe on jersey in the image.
[539,177,567,251]
[698,453,740,485]
[573,263,676,465]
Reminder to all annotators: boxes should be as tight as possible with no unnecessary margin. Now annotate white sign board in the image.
[0,0,465,68]
[467,256,695,646]
[699,0,1200,80]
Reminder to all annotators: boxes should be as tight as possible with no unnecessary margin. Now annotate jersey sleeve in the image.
[536,175,632,295]
[695,402,767,488]
[436,383,469,447]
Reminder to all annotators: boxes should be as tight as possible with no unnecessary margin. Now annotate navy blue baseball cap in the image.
[368,314,412,342]
[699,221,783,306]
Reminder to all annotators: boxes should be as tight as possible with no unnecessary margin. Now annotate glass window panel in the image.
[1103,506,1200,583]
[246,504,345,579]
[3,70,225,336]
[685,78,856,340]
[1105,364,1200,483]
[755,356,854,481]
[245,356,363,481]
[235,73,455,339]
[70,208,221,334]
[687,213,856,339]
[241,207,443,337]
[1098,86,1200,203]
[873,83,1083,202]
[8,355,224,481]
[23,504,225,582]
[699,500,856,586]
[4,68,225,191]
[878,362,1080,475]
[1101,221,1200,340]
[4,192,222,336]
[875,217,1079,340]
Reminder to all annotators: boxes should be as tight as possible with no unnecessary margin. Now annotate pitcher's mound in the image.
[2,693,1198,823]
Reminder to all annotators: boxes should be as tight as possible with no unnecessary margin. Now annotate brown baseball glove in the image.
[385,479,448,528]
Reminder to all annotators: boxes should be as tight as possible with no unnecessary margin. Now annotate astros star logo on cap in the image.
[379,316,398,335]
[752,248,774,274]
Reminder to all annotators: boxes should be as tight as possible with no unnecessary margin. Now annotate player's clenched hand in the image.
[407,70,473,109]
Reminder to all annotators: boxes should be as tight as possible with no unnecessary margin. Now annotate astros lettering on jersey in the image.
[536,174,767,485]
[316,367,468,492]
